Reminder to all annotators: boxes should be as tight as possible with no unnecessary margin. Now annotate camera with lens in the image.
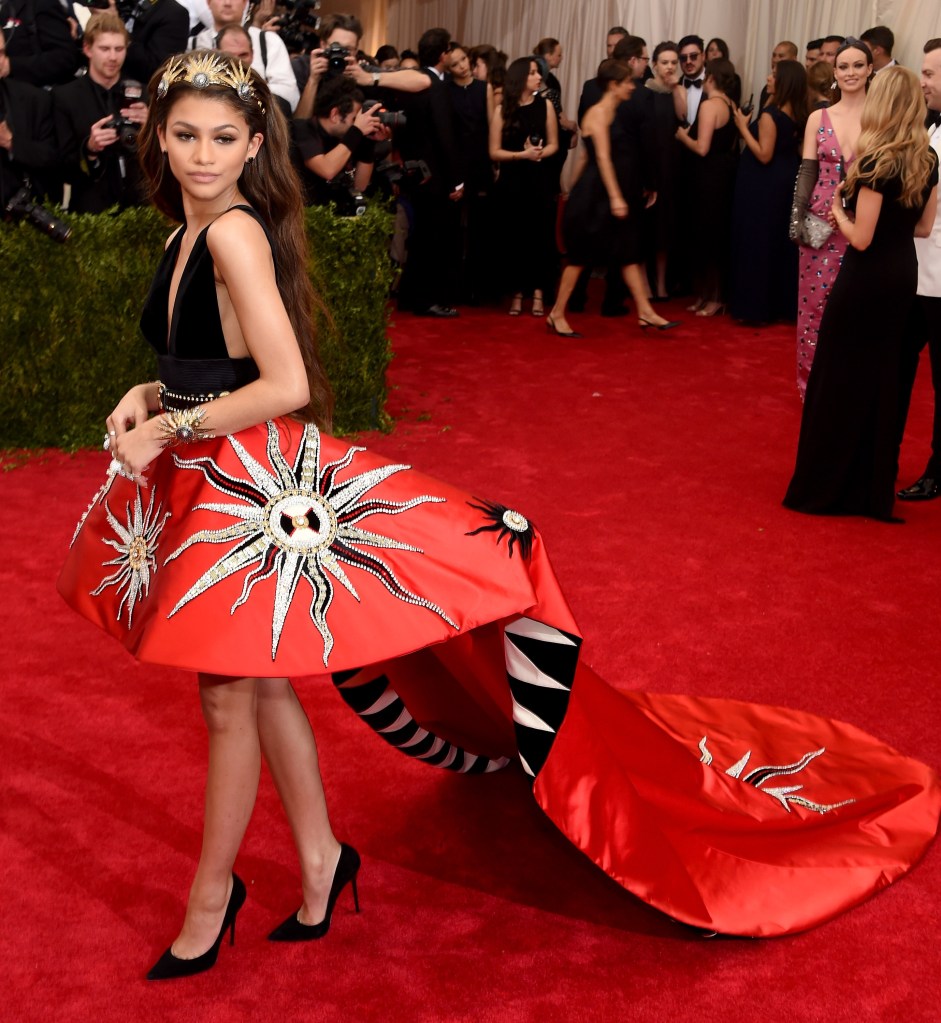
[275,0,321,56]
[330,187,366,217]
[322,41,351,77]
[4,184,72,243]
[104,80,144,150]
[361,98,406,128]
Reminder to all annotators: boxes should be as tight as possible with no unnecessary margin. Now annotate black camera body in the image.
[331,187,366,217]
[361,98,406,128]
[4,185,72,243]
[276,0,321,55]
[104,116,139,150]
[322,42,351,77]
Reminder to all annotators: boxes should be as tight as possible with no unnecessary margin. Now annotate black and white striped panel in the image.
[332,669,511,774]
[503,618,581,778]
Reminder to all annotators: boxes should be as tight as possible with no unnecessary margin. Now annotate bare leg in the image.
[548,264,583,333]
[171,674,260,959]
[257,677,341,925]
[655,251,668,299]
[624,264,671,326]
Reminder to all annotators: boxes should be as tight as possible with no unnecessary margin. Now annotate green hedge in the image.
[0,204,394,450]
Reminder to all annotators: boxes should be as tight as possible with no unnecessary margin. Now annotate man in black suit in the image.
[120,0,189,82]
[394,27,464,318]
[0,34,59,207]
[0,0,79,86]
[54,12,148,213]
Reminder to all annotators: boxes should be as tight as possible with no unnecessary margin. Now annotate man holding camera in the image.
[294,13,430,121]
[292,75,381,207]
[53,12,148,214]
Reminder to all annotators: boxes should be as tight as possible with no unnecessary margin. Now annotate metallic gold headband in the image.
[156,52,266,114]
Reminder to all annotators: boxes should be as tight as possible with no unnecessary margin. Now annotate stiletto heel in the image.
[638,317,681,332]
[546,315,583,339]
[268,843,361,942]
[147,874,246,981]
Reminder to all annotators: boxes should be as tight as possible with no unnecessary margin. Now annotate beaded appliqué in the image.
[164,422,456,664]
[70,460,122,547]
[465,499,534,558]
[699,737,855,814]
[91,485,171,628]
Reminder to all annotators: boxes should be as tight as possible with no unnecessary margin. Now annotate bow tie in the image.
[684,77,703,89]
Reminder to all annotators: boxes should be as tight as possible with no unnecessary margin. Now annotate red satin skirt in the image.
[58,418,940,936]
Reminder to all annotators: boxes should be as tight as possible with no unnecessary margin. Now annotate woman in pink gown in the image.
[794,41,872,397]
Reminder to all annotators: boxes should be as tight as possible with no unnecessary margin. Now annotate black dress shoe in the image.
[418,305,459,318]
[897,475,941,500]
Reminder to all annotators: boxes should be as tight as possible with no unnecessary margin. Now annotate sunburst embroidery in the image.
[699,737,856,814]
[91,484,170,628]
[465,499,534,558]
[164,422,456,664]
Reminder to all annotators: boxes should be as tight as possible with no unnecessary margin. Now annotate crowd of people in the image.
[2,10,941,521]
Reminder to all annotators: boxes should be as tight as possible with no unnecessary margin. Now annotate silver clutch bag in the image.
[801,211,833,249]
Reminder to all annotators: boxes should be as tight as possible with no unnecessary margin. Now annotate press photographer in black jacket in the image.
[0,0,79,86]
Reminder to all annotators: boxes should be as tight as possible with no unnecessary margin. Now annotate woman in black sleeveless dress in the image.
[675,58,740,316]
[489,56,559,315]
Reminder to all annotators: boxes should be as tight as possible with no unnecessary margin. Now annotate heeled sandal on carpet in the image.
[686,298,705,312]
[546,315,584,339]
[531,292,545,317]
[147,874,246,981]
[695,303,726,318]
[638,317,681,332]
[508,294,522,316]
[268,844,361,942]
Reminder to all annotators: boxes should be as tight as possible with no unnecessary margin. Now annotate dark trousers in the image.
[397,188,460,313]
[897,295,941,477]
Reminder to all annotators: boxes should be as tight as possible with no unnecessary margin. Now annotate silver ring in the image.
[109,430,116,436]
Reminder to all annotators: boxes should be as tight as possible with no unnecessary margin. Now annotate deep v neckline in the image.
[821,107,854,166]
[165,221,214,352]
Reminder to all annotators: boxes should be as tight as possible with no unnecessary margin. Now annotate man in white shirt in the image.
[192,0,299,114]
[897,38,941,501]
[677,34,705,124]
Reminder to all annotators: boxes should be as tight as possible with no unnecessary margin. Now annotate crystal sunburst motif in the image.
[165,423,457,664]
[92,485,171,628]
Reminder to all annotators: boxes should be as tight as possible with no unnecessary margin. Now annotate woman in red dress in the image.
[60,52,941,977]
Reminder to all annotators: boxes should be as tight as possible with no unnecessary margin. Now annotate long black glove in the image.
[789,158,818,243]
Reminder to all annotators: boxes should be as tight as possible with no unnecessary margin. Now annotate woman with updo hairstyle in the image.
[704,37,742,104]
[807,59,835,109]
[675,58,740,315]
[489,55,559,315]
[785,65,938,519]
[470,43,507,107]
[730,59,808,323]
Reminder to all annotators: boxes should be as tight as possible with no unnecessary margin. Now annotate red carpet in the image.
[3,301,940,1021]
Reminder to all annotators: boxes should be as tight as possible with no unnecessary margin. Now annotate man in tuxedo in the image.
[394,27,464,317]
[677,35,705,124]
[0,33,59,207]
[897,38,941,501]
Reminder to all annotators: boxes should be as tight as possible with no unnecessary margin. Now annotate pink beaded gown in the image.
[796,108,850,399]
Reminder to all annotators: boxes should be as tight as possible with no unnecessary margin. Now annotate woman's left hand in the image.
[112,418,165,481]
[675,124,689,142]
[732,107,750,132]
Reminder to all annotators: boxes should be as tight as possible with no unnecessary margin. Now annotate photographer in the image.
[0,0,80,86]
[117,0,189,83]
[192,0,298,114]
[292,74,380,206]
[294,13,430,121]
[0,34,59,212]
[53,12,147,213]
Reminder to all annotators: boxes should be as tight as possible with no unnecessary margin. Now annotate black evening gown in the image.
[688,101,739,303]
[729,106,801,322]
[643,85,681,256]
[493,96,557,297]
[563,117,641,266]
[784,155,939,519]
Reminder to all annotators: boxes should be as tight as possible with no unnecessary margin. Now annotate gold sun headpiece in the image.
[156,51,266,114]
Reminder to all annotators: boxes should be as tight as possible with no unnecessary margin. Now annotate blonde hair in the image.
[83,12,130,47]
[845,66,935,208]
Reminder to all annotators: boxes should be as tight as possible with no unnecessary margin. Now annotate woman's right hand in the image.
[522,138,544,161]
[610,198,628,218]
